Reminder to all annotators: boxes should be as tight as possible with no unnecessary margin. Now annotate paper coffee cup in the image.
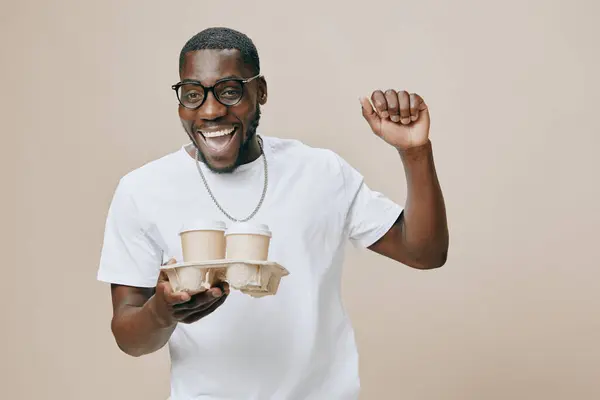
[224,222,272,261]
[179,220,226,262]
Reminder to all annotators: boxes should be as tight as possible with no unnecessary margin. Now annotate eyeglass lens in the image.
[177,80,244,108]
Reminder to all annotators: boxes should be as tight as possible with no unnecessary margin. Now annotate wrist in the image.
[397,140,433,161]
[146,294,176,329]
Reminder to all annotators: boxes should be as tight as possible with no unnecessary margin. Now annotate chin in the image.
[197,146,241,174]
[204,157,239,174]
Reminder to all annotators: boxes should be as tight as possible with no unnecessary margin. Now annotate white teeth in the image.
[201,128,235,138]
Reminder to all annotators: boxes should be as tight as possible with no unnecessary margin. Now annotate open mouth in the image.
[197,127,238,154]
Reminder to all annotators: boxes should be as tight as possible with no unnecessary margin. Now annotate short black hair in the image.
[179,27,260,75]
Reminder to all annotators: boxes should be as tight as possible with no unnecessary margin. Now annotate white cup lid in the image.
[225,222,272,238]
[179,219,227,235]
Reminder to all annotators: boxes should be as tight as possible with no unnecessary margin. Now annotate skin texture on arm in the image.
[360,91,449,269]
[110,285,177,357]
[369,141,449,269]
[110,260,229,357]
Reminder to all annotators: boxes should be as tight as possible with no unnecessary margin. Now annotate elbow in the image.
[406,244,448,270]
[113,337,149,358]
[406,253,447,270]
[111,319,146,358]
[385,242,449,270]
[421,250,448,269]
[397,223,449,270]
[418,233,450,269]
[118,344,146,358]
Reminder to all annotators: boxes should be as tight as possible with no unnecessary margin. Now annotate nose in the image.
[196,90,227,121]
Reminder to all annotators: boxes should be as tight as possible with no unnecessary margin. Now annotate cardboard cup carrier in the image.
[161,220,288,297]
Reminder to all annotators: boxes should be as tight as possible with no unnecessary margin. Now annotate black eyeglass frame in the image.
[171,74,262,109]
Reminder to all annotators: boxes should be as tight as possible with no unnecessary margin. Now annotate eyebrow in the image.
[180,75,242,85]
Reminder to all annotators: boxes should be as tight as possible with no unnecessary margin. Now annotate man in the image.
[98,27,448,399]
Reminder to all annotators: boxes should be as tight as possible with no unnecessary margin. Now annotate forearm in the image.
[111,295,176,357]
[399,140,449,267]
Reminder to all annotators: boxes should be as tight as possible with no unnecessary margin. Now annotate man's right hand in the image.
[149,259,230,327]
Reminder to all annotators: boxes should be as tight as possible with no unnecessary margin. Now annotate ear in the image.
[258,76,268,105]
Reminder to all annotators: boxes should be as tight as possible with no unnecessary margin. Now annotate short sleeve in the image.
[97,178,163,288]
[338,155,404,248]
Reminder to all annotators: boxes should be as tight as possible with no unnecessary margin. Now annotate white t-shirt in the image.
[97,135,403,400]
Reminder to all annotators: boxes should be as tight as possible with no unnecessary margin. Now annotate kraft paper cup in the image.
[174,220,226,292]
[179,219,227,262]
[225,223,272,289]
[224,222,271,261]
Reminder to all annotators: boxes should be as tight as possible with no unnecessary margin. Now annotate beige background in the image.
[3,0,599,399]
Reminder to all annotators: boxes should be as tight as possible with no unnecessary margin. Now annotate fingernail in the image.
[212,290,221,298]
[381,111,389,118]
[401,118,411,124]
[181,293,190,301]
[411,115,418,121]
[391,115,400,122]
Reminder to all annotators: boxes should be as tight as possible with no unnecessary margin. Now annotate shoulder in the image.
[116,146,188,196]
[263,135,345,172]
[263,135,364,186]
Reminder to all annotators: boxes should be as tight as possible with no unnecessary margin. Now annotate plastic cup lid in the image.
[179,219,227,235]
[225,222,272,238]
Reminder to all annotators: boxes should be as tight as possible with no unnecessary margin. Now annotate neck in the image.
[238,135,263,164]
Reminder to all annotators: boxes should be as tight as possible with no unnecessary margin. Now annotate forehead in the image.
[180,49,251,84]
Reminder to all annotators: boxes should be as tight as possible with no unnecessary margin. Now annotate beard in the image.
[187,104,261,174]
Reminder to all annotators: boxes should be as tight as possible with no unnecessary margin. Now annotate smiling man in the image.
[98,27,449,400]
[175,45,265,174]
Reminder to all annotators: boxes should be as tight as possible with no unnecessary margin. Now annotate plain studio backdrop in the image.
[2,0,599,399]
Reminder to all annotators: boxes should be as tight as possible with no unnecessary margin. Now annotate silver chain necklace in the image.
[194,136,268,222]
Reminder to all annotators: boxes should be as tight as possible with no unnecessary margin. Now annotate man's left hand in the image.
[360,90,430,150]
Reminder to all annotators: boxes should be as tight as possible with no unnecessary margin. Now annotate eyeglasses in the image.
[171,74,261,109]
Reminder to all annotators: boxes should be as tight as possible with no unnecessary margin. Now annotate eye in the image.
[220,88,241,98]
[184,92,202,102]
